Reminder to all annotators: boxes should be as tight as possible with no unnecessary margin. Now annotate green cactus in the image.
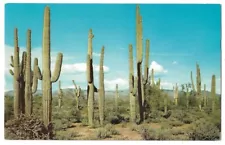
[156,78,161,89]
[72,80,81,110]
[41,6,63,130]
[136,4,144,123]
[9,28,27,117]
[98,46,105,126]
[24,29,41,116]
[87,29,95,127]
[173,83,178,106]
[129,44,137,123]
[211,75,216,112]
[185,84,190,109]
[190,63,202,110]
[203,84,207,107]
[58,80,63,108]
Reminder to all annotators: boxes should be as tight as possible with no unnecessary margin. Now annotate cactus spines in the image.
[115,84,119,112]
[42,6,63,130]
[174,83,178,106]
[98,46,105,126]
[129,44,136,123]
[87,29,95,127]
[136,4,144,123]
[211,75,216,112]
[58,80,63,108]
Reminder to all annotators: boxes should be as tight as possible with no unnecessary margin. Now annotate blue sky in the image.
[4,4,221,93]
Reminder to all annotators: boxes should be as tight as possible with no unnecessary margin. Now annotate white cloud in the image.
[172,61,178,65]
[104,78,128,90]
[93,52,101,57]
[149,61,168,74]
[61,63,109,74]
[160,81,174,90]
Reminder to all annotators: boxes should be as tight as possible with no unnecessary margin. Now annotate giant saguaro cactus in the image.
[72,80,81,110]
[9,28,26,118]
[185,84,190,109]
[41,6,63,129]
[173,83,178,106]
[129,44,137,123]
[58,80,63,108]
[190,63,202,110]
[98,46,105,126]
[87,29,95,127]
[24,29,41,116]
[136,4,144,123]
[164,93,168,114]
[151,68,155,86]
[211,75,216,112]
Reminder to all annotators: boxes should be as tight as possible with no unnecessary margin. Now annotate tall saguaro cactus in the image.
[203,84,207,107]
[142,39,150,106]
[136,4,144,123]
[164,93,168,114]
[151,68,155,86]
[185,84,190,109]
[173,83,178,106]
[41,6,63,129]
[129,44,137,123]
[58,80,63,108]
[190,63,202,110]
[87,29,95,127]
[98,46,105,126]
[211,75,216,112]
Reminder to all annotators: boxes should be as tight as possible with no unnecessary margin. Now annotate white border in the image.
[1,0,224,145]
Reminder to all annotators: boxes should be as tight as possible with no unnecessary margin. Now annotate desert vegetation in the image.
[4,5,221,140]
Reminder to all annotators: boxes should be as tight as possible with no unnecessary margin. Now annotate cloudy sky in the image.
[4,4,221,93]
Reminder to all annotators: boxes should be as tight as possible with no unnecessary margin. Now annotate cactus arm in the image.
[10,56,14,67]
[72,80,78,90]
[51,53,63,83]
[9,69,14,75]
[132,77,138,95]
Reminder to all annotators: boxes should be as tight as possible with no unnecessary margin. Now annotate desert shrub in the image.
[189,118,220,140]
[4,96,13,122]
[95,124,119,139]
[139,126,171,140]
[5,115,53,140]
[55,131,79,140]
[208,110,221,131]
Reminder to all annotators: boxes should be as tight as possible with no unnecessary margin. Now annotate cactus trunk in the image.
[204,84,207,107]
[98,46,105,126]
[115,84,119,112]
[129,44,136,123]
[211,75,216,112]
[87,29,95,127]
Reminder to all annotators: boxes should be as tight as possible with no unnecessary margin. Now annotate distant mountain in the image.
[5,88,221,99]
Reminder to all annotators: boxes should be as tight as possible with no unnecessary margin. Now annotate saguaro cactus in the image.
[87,29,95,127]
[41,6,63,129]
[203,84,207,107]
[211,75,216,112]
[185,84,190,109]
[98,46,105,126]
[156,78,161,89]
[129,44,137,123]
[173,83,178,106]
[24,30,41,116]
[72,80,81,110]
[142,39,150,106]
[9,28,22,118]
[136,4,144,123]
[115,84,119,112]
[190,63,202,110]
[58,80,63,108]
